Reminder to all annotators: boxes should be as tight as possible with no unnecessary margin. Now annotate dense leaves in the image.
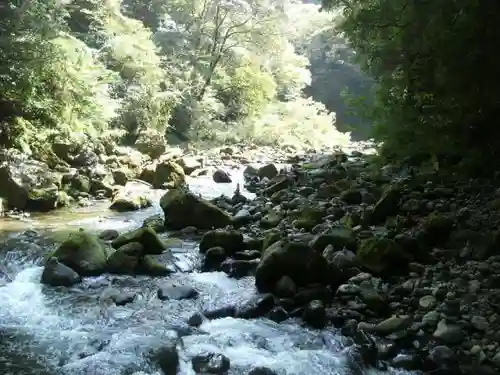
[1,0,361,151]
[322,0,500,170]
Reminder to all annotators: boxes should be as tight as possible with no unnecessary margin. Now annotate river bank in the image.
[1,141,498,375]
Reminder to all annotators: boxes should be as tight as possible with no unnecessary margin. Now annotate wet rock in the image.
[221,258,259,278]
[391,354,421,370]
[203,306,237,320]
[243,165,259,180]
[160,189,232,230]
[157,284,199,301]
[303,300,327,329]
[149,342,179,375]
[142,214,167,233]
[213,169,232,183]
[274,276,297,298]
[51,229,108,276]
[258,164,278,179]
[369,185,401,224]
[192,353,230,374]
[356,236,412,275]
[358,315,412,336]
[106,242,143,274]
[98,229,120,241]
[236,294,275,319]
[233,250,261,261]
[433,319,464,344]
[41,257,81,287]
[112,227,166,255]
[248,367,277,375]
[202,246,227,271]
[187,312,205,327]
[255,240,328,293]
[137,256,173,276]
[309,227,357,252]
[269,306,289,322]
[199,230,244,254]
[110,290,136,306]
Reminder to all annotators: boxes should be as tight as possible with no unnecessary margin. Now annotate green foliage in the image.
[1,0,353,152]
[322,0,500,169]
[217,64,276,120]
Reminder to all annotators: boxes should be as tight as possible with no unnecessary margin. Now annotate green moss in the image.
[52,229,108,275]
[112,227,166,255]
[357,236,411,274]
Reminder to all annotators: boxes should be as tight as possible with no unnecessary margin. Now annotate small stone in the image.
[419,295,437,309]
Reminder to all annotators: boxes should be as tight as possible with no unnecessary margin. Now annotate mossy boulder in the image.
[255,240,329,293]
[261,231,282,251]
[142,214,166,233]
[111,227,166,255]
[137,255,173,276]
[260,210,283,228]
[423,213,454,245]
[160,189,231,230]
[152,160,185,189]
[107,242,143,274]
[51,229,108,276]
[356,236,412,275]
[199,230,244,254]
[290,207,325,231]
[310,227,357,252]
[370,185,401,224]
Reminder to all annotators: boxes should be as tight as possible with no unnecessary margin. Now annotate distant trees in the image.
[1,0,352,151]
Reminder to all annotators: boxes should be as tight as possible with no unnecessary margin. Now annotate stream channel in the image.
[0,167,414,375]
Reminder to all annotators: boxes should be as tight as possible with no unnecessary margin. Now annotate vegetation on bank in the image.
[0,0,372,155]
[321,0,500,172]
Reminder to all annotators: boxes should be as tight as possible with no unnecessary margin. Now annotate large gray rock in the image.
[0,149,66,211]
[160,189,231,230]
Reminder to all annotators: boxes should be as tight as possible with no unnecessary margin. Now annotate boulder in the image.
[0,149,67,211]
[51,229,108,276]
[212,169,232,183]
[356,236,413,275]
[106,242,143,274]
[199,230,244,254]
[41,257,81,286]
[160,189,231,230]
[111,227,166,255]
[255,240,329,293]
[152,160,185,189]
[109,189,152,212]
[258,164,278,179]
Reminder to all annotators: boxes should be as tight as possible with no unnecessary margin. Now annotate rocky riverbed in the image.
[1,140,499,375]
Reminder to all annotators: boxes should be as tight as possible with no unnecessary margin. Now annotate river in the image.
[0,167,414,375]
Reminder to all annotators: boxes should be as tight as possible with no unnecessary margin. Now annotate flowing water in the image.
[0,167,413,375]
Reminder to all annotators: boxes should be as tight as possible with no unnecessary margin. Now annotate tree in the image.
[321,0,500,169]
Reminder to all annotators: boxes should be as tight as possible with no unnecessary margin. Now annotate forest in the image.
[0,0,372,158]
[3,0,497,175]
[321,0,500,173]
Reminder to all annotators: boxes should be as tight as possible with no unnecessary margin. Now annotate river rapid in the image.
[0,167,415,375]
